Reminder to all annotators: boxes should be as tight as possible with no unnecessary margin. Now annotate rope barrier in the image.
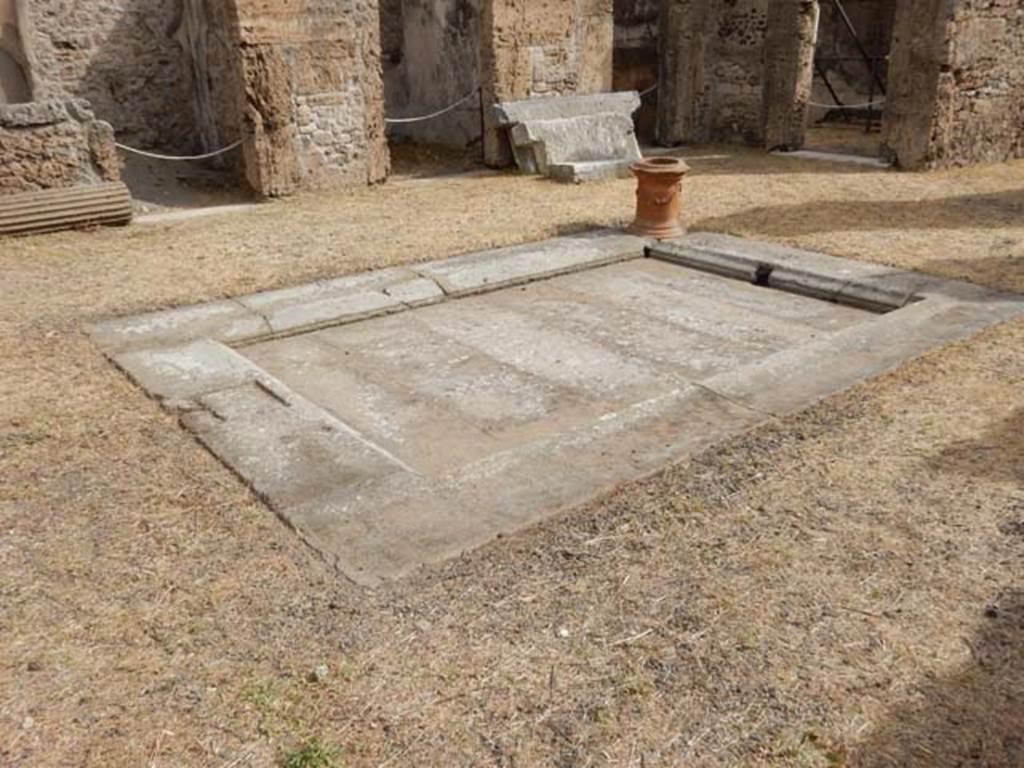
[385,87,481,124]
[807,98,885,110]
[114,139,244,161]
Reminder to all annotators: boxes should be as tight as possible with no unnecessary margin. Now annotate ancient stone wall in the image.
[883,0,1024,169]
[0,100,120,194]
[382,0,483,148]
[482,0,614,165]
[658,0,767,146]
[928,0,1024,167]
[24,0,197,151]
[228,0,390,196]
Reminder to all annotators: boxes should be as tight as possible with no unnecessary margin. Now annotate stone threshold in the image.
[771,149,894,169]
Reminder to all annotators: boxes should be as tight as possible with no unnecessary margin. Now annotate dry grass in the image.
[804,123,883,158]
[1,148,1023,767]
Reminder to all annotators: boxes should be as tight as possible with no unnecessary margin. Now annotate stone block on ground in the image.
[493,92,642,183]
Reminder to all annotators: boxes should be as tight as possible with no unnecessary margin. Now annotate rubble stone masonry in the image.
[0,100,120,195]
[927,0,1024,167]
[226,0,390,195]
[482,0,614,165]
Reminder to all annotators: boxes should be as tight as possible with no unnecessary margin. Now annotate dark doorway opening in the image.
[805,0,895,158]
[613,0,659,146]
[379,0,486,178]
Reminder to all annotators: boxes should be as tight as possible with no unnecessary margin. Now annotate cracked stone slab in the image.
[96,231,1024,586]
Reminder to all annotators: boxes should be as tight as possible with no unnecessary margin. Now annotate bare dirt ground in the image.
[2,148,1023,767]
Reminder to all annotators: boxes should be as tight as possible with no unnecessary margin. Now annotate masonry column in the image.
[482,0,613,167]
[762,0,819,150]
[224,0,389,196]
[880,0,951,169]
[656,0,711,145]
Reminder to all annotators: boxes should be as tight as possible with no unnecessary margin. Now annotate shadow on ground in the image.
[852,588,1024,767]
[928,408,1024,485]
[692,189,1024,235]
[851,411,1024,766]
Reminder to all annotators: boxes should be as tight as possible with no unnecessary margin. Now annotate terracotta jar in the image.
[627,156,690,239]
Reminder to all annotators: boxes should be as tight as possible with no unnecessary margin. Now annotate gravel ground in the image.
[1,148,1023,767]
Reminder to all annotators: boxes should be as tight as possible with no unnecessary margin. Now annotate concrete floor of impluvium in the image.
[2,147,1023,767]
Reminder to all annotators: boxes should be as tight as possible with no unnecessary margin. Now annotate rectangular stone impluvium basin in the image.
[91,231,1024,585]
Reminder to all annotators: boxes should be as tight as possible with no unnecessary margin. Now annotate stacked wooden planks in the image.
[0,182,133,237]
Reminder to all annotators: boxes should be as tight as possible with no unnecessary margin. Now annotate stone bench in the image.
[493,92,642,183]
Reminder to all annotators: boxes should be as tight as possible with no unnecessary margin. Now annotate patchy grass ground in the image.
[1,148,1023,767]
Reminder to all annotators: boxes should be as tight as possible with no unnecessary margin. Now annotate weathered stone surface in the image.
[0,101,67,127]
[0,0,31,104]
[90,300,269,354]
[482,0,615,166]
[414,230,645,295]
[89,232,645,357]
[494,91,639,124]
[228,0,390,196]
[113,340,264,404]
[0,181,131,235]
[0,99,121,195]
[508,112,641,177]
[883,0,1024,169]
[495,92,641,181]
[14,0,388,196]
[181,378,409,510]
[548,158,633,182]
[658,0,767,146]
[762,0,819,150]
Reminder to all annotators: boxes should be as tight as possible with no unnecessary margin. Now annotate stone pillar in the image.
[656,0,711,145]
[481,0,614,167]
[224,0,390,197]
[762,0,819,151]
[879,0,950,169]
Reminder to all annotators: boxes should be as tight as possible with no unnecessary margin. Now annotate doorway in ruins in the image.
[613,0,659,145]
[379,0,486,177]
[804,0,895,158]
